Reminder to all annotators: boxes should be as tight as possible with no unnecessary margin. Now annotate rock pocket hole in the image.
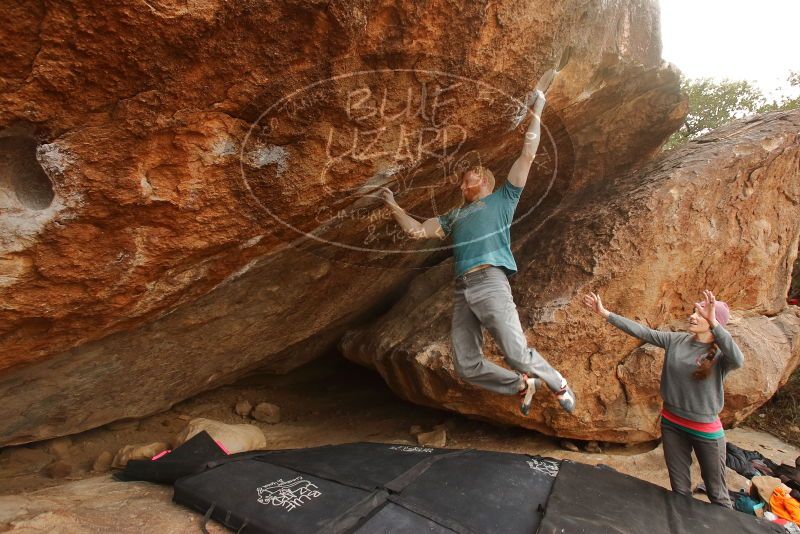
[0,136,55,210]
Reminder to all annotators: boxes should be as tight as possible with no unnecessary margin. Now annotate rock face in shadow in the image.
[341,110,800,443]
[0,1,686,445]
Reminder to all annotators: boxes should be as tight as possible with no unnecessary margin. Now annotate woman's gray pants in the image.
[450,266,564,395]
[661,421,732,508]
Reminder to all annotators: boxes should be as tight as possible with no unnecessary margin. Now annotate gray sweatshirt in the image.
[607,313,745,423]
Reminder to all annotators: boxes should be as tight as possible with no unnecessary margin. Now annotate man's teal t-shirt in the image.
[437,180,523,278]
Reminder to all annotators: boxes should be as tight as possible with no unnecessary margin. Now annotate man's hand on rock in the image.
[530,89,546,117]
[378,186,397,207]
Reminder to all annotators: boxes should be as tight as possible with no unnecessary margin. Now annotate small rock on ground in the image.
[252,403,281,424]
[560,440,580,452]
[92,451,113,473]
[585,441,602,453]
[43,460,72,479]
[417,429,446,448]
[234,400,253,417]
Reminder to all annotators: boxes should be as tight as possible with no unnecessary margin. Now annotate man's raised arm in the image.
[378,187,446,240]
[507,90,546,189]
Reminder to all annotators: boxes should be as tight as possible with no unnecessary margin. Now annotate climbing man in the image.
[379,89,575,416]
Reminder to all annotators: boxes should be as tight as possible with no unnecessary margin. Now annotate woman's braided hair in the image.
[693,341,719,380]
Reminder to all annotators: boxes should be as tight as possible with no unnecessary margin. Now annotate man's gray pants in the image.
[661,422,732,508]
[451,266,564,395]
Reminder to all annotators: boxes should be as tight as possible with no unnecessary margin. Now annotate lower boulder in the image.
[340,110,800,443]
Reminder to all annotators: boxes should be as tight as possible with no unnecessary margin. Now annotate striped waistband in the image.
[661,408,724,440]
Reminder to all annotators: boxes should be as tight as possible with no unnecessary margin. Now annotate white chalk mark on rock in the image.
[247,145,289,178]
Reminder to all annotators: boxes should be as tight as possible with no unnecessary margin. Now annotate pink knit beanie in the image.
[697,300,730,326]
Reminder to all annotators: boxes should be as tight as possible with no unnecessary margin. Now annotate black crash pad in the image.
[172,442,559,533]
[121,438,782,534]
[538,460,783,534]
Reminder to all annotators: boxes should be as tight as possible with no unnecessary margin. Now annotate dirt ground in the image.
[1,355,798,532]
[747,365,800,447]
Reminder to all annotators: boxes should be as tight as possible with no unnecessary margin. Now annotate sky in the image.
[660,0,799,99]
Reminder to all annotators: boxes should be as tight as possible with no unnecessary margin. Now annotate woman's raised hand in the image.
[695,290,718,327]
[582,292,609,318]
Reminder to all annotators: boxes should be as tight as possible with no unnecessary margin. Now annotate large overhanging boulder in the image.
[340,110,800,443]
[0,0,683,445]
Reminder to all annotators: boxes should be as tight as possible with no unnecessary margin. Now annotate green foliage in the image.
[664,71,800,150]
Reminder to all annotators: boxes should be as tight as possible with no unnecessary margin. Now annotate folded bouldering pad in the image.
[172,442,558,533]
[116,431,228,484]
